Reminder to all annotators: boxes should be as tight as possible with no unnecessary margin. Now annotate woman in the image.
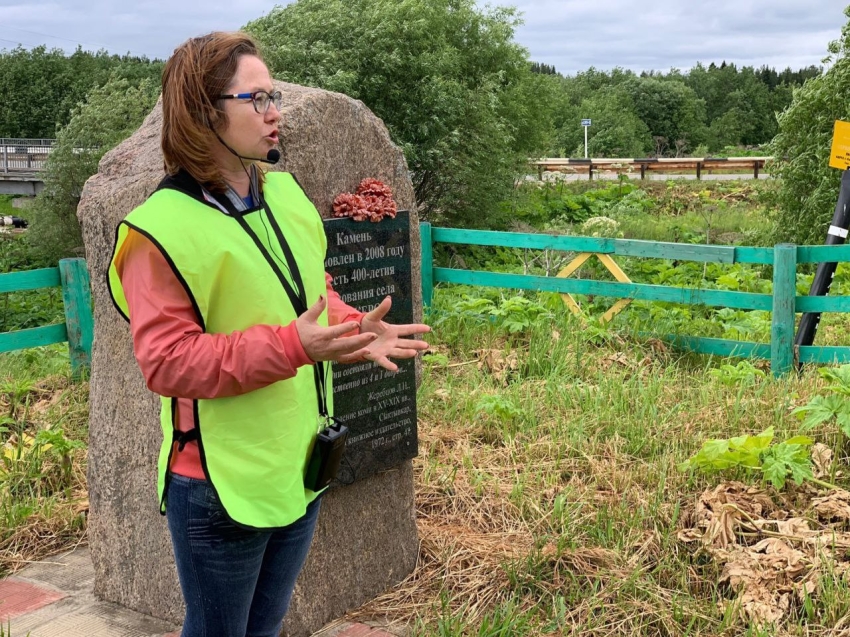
[107,31,429,637]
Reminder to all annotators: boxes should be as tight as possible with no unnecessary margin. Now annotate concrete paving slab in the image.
[3,547,407,637]
[7,546,178,636]
[13,546,94,595]
[10,598,178,636]
[19,601,176,636]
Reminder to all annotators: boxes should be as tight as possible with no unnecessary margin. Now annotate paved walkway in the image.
[0,547,399,637]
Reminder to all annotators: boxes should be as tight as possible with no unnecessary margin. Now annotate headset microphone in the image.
[214,131,281,165]
[265,148,281,164]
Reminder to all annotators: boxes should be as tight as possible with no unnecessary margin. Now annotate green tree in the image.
[0,46,162,139]
[769,6,850,245]
[621,77,707,156]
[708,106,754,149]
[548,68,641,157]
[25,76,160,262]
[0,46,70,138]
[246,0,552,227]
[568,87,651,157]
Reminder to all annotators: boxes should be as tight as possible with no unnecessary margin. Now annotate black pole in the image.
[794,169,850,363]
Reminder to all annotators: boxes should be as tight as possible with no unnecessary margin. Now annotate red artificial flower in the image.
[333,178,398,222]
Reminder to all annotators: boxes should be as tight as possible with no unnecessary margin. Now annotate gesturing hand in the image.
[295,296,377,363]
[358,296,430,372]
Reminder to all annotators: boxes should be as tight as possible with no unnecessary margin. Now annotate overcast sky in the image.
[0,1,847,75]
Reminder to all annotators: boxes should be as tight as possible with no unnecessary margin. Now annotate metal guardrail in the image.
[1,138,56,173]
[531,157,772,180]
[420,224,850,377]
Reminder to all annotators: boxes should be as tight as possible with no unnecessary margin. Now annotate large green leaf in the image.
[792,395,850,431]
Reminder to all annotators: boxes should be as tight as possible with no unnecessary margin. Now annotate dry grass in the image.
[0,349,89,577]
[350,308,850,636]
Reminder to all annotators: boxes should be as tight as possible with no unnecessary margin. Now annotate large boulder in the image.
[78,81,421,636]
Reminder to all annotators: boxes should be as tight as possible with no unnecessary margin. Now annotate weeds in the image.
[350,291,850,635]
[0,345,88,577]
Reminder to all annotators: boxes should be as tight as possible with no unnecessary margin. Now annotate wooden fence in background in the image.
[420,224,850,376]
[0,258,93,378]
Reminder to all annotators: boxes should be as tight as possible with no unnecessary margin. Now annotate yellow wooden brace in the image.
[556,253,633,323]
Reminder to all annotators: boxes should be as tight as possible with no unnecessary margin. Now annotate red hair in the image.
[161,32,264,193]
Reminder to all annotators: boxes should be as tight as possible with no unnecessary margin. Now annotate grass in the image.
[0,344,88,578]
[349,297,850,635]
[0,196,16,218]
[0,232,65,335]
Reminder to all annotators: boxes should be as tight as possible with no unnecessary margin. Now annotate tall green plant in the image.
[25,76,160,263]
[768,6,850,245]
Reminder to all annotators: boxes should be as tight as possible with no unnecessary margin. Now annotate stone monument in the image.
[77,81,421,636]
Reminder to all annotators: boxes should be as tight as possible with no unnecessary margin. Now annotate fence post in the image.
[771,244,796,377]
[59,258,94,379]
[420,222,433,309]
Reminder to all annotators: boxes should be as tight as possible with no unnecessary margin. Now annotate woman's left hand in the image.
[359,297,430,372]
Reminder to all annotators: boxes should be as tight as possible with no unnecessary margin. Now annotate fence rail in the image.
[531,157,771,180]
[1,138,55,173]
[420,224,850,376]
[0,258,93,377]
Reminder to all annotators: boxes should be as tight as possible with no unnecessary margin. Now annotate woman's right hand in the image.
[295,296,377,363]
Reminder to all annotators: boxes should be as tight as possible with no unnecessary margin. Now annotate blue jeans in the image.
[165,474,321,637]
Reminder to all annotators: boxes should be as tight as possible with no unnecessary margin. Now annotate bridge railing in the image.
[0,258,93,378]
[419,224,850,377]
[1,138,55,173]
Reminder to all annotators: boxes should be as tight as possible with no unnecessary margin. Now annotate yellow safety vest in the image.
[108,172,331,529]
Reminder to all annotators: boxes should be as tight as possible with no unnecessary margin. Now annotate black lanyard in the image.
[231,202,331,422]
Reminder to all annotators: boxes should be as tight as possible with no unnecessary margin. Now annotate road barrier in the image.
[0,138,55,173]
[531,157,770,180]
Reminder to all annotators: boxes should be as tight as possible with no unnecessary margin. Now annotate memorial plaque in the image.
[323,210,418,484]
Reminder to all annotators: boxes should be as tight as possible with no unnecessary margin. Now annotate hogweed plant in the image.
[792,364,850,438]
[678,426,836,490]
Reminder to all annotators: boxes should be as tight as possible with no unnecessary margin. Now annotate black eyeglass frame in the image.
[218,90,283,114]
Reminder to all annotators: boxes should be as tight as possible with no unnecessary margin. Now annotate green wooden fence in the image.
[420,223,850,376]
[0,258,93,378]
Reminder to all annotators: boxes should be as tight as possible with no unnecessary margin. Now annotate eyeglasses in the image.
[218,90,282,114]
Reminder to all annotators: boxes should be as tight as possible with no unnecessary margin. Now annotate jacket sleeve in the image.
[325,272,366,329]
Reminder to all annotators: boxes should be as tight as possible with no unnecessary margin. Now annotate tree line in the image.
[0,35,818,161]
[0,45,162,139]
[547,62,820,158]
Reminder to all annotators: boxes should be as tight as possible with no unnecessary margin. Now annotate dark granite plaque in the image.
[323,210,418,485]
